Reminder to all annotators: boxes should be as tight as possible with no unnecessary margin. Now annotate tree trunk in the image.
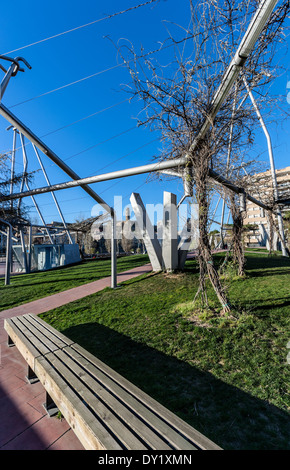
[230,195,245,276]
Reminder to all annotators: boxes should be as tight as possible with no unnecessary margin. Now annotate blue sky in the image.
[0,0,289,227]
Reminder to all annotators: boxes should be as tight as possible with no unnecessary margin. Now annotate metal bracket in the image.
[0,55,32,76]
[0,56,31,102]
[43,392,59,417]
[7,335,14,347]
[26,365,39,384]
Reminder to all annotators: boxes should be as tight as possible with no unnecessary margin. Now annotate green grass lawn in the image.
[38,252,290,450]
[0,254,149,311]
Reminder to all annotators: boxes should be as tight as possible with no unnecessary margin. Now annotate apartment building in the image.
[243,166,290,248]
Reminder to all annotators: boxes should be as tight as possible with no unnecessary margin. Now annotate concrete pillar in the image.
[162,192,178,271]
[178,248,188,271]
[130,193,162,271]
[111,213,117,288]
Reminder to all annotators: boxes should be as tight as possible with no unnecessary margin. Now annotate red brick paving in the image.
[0,263,152,450]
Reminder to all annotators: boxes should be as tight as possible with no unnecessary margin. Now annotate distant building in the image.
[243,166,290,249]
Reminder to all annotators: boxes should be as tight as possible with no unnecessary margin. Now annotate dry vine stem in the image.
[230,194,245,277]
[116,0,290,311]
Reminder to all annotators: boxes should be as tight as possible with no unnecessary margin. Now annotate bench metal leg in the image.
[43,392,59,417]
[26,365,39,384]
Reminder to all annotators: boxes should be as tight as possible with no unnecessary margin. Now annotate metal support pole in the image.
[183,0,279,161]
[220,199,226,247]
[28,223,32,273]
[177,194,188,209]
[19,229,28,273]
[9,128,18,209]
[17,133,27,216]
[6,223,12,285]
[0,63,17,102]
[0,218,12,285]
[208,195,222,232]
[243,78,288,257]
[19,133,54,244]
[32,144,73,244]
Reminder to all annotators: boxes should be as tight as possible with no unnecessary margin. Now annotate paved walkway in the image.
[0,263,152,450]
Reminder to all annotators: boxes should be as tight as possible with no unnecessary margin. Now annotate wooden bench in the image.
[4,314,222,451]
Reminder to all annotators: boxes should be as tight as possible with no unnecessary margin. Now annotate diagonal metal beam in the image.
[0,101,118,283]
[0,103,113,216]
[184,0,278,160]
[33,144,73,244]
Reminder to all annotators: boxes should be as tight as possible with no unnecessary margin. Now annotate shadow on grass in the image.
[61,321,290,450]
[246,298,290,313]
[246,269,290,278]
[245,255,290,276]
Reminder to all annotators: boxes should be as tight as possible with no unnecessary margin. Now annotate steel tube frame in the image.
[0,229,17,242]
[183,0,278,160]
[19,229,29,273]
[0,102,117,286]
[0,157,274,214]
[0,218,12,285]
[209,195,222,232]
[32,144,73,244]
[0,103,113,216]
[28,223,32,273]
[243,77,288,256]
[0,0,281,287]
[0,158,187,201]
[9,128,17,209]
[19,133,54,244]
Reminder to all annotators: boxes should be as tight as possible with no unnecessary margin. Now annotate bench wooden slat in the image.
[71,343,220,450]
[52,349,159,450]
[4,317,43,370]
[34,353,138,450]
[19,315,62,353]
[55,348,174,450]
[4,317,50,369]
[23,314,74,349]
[63,345,198,450]
[4,314,73,358]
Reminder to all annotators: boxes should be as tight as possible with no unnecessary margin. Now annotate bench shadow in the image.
[0,382,48,450]
[61,321,290,451]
